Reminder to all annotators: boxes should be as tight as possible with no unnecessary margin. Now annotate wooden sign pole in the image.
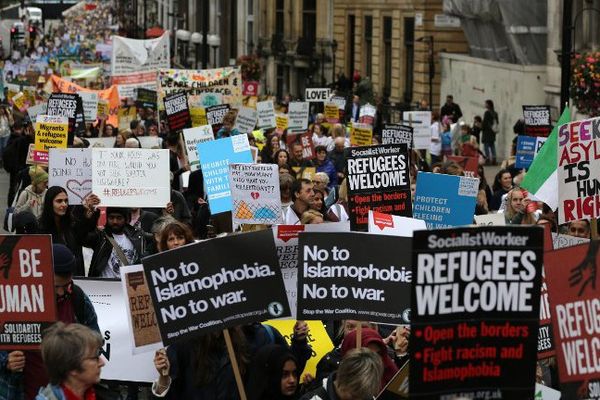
[591,218,598,239]
[223,328,248,400]
[356,324,362,350]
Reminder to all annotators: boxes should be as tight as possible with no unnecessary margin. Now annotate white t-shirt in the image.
[102,233,137,278]
[312,134,333,151]
[430,122,441,156]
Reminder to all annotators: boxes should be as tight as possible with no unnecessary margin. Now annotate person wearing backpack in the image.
[482,99,499,165]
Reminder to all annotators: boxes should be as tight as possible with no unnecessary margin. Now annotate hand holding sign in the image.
[6,351,25,372]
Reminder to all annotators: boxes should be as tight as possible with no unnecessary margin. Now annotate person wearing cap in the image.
[0,244,99,400]
[14,166,48,218]
[86,207,152,278]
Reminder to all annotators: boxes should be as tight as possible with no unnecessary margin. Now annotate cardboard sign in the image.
[297,232,412,324]
[410,226,543,399]
[0,235,56,350]
[288,102,309,130]
[403,111,431,150]
[382,124,413,148]
[324,103,340,124]
[229,163,282,225]
[345,144,412,231]
[86,137,116,148]
[367,210,426,237]
[34,115,69,152]
[350,123,373,147]
[474,213,506,226]
[142,230,290,345]
[190,106,207,127]
[136,88,158,110]
[48,148,92,205]
[47,92,84,141]
[198,135,253,214]
[413,172,479,229]
[74,278,157,382]
[275,114,289,134]
[359,103,377,126]
[523,105,552,137]
[119,264,162,353]
[257,100,276,128]
[286,131,316,160]
[164,91,191,132]
[557,117,600,224]
[305,88,331,103]
[242,80,259,96]
[447,155,479,178]
[206,104,231,134]
[234,106,258,134]
[273,222,350,318]
[183,125,214,171]
[92,148,171,208]
[117,107,137,132]
[79,91,98,122]
[544,242,600,398]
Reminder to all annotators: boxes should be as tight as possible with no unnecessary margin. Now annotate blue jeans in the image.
[483,142,496,161]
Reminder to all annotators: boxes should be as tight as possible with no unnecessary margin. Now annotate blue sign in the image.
[515,136,537,169]
[198,135,253,214]
[413,172,479,229]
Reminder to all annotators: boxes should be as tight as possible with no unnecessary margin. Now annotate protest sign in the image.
[229,163,282,225]
[273,222,350,318]
[112,72,159,100]
[288,102,309,130]
[243,81,259,96]
[257,100,276,128]
[403,111,431,150]
[557,117,600,224]
[350,123,373,147]
[0,235,56,350]
[190,106,207,127]
[544,241,600,398]
[47,92,84,140]
[198,135,253,214]
[534,384,561,400]
[359,103,377,126]
[324,103,340,124]
[142,230,290,345]
[119,264,162,353]
[34,115,69,152]
[12,92,26,112]
[27,103,47,121]
[368,210,426,237]
[111,33,170,76]
[97,100,109,120]
[164,91,191,132]
[48,148,92,205]
[516,136,537,169]
[410,226,543,399]
[286,131,315,160]
[275,114,288,134]
[413,172,479,229]
[537,268,555,359]
[377,363,409,399]
[79,92,98,122]
[206,104,231,134]
[234,106,258,134]
[92,148,170,208]
[117,106,137,132]
[551,232,589,249]
[345,144,412,231]
[158,67,242,109]
[74,278,157,382]
[135,88,158,110]
[305,88,331,102]
[523,105,552,137]
[297,232,412,324]
[138,136,162,148]
[474,213,506,226]
[330,95,347,110]
[447,155,479,178]
[86,137,116,148]
[183,125,214,171]
[382,124,413,148]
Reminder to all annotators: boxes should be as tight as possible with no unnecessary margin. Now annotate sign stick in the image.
[223,328,248,400]
[591,218,598,239]
[356,324,362,349]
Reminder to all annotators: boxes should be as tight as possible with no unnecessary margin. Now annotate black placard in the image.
[523,105,552,137]
[164,91,191,132]
[136,88,158,110]
[206,104,231,135]
[47,93,85,143]
[382,124,413,148]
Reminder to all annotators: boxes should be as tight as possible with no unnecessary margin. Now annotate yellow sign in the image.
[350,123,373,147]
[190,107,208,127]
[97,100,109,119]
[292,166,317,181]
[324,103,339,122]
[264,320,334,382]
[12,92,26,111]
[276,114,288,133]
[118,107,137,132]
[34,115,69,151]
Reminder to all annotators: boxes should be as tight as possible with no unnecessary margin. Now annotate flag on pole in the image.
[521,107,571,211]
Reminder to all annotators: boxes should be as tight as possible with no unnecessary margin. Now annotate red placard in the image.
[243,81,259,96]
[447,156,479,178]
[286,131,315,160]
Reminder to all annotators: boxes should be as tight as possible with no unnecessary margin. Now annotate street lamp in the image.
[191,32,203,69]
[207,34,221,68]
[176,29,191,67]
[416,35,434,110]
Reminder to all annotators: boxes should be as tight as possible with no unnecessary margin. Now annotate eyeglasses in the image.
[83,347,103,363]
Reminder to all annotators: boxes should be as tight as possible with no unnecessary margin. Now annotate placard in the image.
[183,125,214,171]
[206,104,231,134]
[142,230,290,345]
[523,105,552,137]
[305,88,331,103]
[297,232,412,325]
[286,131,315,160]
[190,106,207,127]
[345,144,412,231]
[413,172,479,229]
[275,114,288,134]
[515,136,537,170]
[537,268,554,359]
[324,103,340,124]
[447,155,479,178]
[198,135,253,214]
[551,232,589,249]
[229,163,282,225]
[474,213,506,226]
[257,100,276,128]
[164,91,191,132]
[111,33,170,76]
[92,148,170,208]
[117,106,137,132]
[288,102,309,130]
[0,235,56,350]
[359,103,377,126]
[47,92,84,140]
[27,103,47,121]
[368,210,426,237]
[234,106,258,134]
[350,123,373,147]
[403,111,431,150]
[34,115,69,152]
[382,124,413,148]
[410,226,543,399]
[243,81,259,96]
[79,91,98,122]
[48,148,92,205]
[135,88,158,110]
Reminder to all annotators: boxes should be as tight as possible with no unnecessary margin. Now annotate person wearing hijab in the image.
[247,344,300,400]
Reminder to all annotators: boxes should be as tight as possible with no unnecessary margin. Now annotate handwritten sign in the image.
[229,163,282,225]
[234,106,258,134]
[48,148,92,205]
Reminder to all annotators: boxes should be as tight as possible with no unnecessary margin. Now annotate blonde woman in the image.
[15,166,48,218]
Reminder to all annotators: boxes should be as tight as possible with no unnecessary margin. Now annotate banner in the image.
[403,111,432,150]
[257,100,276,128]
[79,92,98,122]
[233,106,258,134]
[350,123,373,147]
[34,115,69,152]
[523,105,552,137]
[142,230,290,345]
[158,67,242,109]
[286,131,315,160]
[305,88,331,103]
[229,163,282,225]
[544,242,600,398]
[410,226,543,399]
[382,124,413,148]
[183,125,214,171]
[273,222,350,318]
[345,144,412,231]
[74,278,157,382]
[198,135,253,214]
[447,155,479,178]
[206,104,231,134]
[288,102,309,131]
[48,148,92,205]
[112,33,170,76]
[551,232,589,250]
[0,235,56,350]
[92,148,171,208]
[413,172,479,229]
[367,210,426,237]
[557,117,600,224]
[47,92,84,140]
[297,232,412,324]
[164,92,191,132]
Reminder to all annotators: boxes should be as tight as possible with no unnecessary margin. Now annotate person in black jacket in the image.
[440,95,463,123]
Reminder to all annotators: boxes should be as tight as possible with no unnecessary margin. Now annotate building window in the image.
[276,0,284,37]
[230,0,237,61]
[246,0,254,54]
[573,0,600,51]
[403,17,415,103]
[364,16,373,78]
[347,15,356,76]
[383,16,392,97]
[302,0,317,54]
